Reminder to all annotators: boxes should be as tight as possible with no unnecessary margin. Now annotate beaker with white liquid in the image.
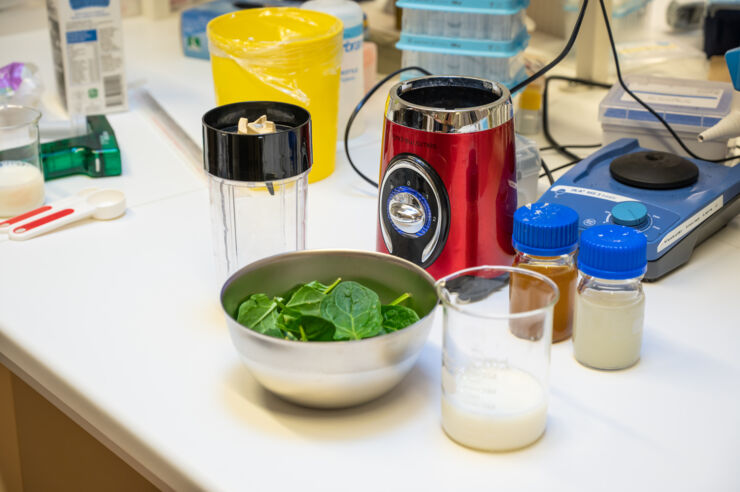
[0,105,44,217]
[436,266,558,452]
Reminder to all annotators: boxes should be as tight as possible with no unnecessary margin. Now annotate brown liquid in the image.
[510,263,576,343]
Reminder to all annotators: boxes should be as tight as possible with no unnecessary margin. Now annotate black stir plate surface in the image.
[609,151,699,190]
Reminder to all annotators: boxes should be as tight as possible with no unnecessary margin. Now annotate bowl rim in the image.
[220,249,438,346]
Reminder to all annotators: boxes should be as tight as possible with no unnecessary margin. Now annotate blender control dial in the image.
[379,154,449,268]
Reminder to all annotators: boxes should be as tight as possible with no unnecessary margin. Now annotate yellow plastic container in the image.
[207,8,343,183]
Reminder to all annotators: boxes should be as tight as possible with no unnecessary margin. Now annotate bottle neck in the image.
[515,250,576,267]
[578,273,644,292]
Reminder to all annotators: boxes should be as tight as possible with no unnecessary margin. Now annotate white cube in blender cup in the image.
[46,0,128,115]
[202,102,312,282]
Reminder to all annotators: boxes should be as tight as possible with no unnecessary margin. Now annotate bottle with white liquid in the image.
[302,0,365,139]
[573,225,647,370]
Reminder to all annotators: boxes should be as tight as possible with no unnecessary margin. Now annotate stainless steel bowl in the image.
[221,250,438,408]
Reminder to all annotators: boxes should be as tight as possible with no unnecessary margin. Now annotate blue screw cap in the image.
[578,225,647,280]
[513,203,579,256]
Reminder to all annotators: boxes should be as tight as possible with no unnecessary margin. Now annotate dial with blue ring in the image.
[387,186,432,238]
[611,201,649,227]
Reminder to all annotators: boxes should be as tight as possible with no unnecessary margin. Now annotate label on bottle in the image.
[337,23,364,137]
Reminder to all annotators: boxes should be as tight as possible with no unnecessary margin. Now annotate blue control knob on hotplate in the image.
[611,201,648,227]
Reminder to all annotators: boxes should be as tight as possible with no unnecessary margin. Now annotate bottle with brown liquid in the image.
[510,203,579,343]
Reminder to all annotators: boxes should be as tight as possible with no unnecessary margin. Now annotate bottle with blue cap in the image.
[573,224,648,370]
[511,203,579,342]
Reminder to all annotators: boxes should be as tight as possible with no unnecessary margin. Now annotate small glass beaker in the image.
[202,101,312,282]
[0,105,44,217]
[436,266,559,452]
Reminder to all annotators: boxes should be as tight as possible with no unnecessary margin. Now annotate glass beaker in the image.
[436,266,559,452]
[0,105,44,217]
[202,101,312,282]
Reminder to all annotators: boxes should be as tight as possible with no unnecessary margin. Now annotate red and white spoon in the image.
[0,188,101,233]
[6,189,126,241]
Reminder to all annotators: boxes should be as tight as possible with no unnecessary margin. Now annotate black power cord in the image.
[543,76,611,162]
[510,0,590,95]
[539,143,602,152]
[344,66,431,188]
[539,75,612,183]
[539,157,581,179]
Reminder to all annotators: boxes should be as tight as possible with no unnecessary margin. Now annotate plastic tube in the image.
[698,112,740,143]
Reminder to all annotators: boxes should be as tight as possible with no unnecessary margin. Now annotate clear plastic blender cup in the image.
[0,105,44,217]
[202,102,312,281]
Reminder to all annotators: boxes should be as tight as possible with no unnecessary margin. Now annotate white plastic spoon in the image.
[8,189,126,241]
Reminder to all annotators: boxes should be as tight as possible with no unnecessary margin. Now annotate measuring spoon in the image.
[8,189,126,241]
[0,188,99,233]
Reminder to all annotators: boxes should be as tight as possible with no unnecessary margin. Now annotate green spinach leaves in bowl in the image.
[236,279,420,341]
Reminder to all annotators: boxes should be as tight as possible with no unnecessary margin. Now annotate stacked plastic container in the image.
[396,0,530,88]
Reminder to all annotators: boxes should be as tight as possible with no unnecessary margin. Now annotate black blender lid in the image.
[202,101,312,182]
[609,151,699,190]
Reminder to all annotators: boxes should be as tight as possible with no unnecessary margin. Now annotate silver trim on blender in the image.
[385,76,513,134]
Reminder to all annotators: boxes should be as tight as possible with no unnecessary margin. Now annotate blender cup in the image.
[202,102,312,281]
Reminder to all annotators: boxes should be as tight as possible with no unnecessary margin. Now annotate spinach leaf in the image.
[280,307,335,341]
[297,316,336,341]
[285,285,325,317]
[305,278,341,295]
[320,281,383,340]
[381,305,420,333]
[236,294,283,338]
[280,284,303,303]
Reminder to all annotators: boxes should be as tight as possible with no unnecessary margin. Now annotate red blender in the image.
[376,76,517,279]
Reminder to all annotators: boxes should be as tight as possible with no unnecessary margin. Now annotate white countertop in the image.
[1,6,740,492]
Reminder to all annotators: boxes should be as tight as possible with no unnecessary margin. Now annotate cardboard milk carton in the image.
[46,0,127,115]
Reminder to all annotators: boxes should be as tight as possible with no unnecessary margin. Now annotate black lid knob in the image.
[202,101,312,182]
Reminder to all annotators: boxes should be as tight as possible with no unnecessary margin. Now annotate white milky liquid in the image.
[573,289,644,370]
[442,366,547,451]
[0,161,45,217]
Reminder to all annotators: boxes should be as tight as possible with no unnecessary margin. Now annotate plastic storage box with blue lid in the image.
[400,50,527,89]
[396,0,529,89]
[599,75,734,160]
